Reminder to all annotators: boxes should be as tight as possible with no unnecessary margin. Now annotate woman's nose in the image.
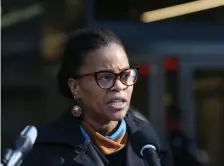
[111,79,127,91]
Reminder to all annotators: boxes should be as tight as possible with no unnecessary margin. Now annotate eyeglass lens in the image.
[96,68,138,89]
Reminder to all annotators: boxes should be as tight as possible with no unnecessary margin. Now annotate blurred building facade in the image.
[2,0,224,165]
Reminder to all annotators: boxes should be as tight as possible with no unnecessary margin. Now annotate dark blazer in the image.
[21,111,173,166]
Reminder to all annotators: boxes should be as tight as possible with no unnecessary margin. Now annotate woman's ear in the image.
[68,78,80,98]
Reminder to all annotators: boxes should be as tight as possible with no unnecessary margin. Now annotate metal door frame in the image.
[148,42,224,140]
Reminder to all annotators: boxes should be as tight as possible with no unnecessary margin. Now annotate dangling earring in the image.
[71,96,82,117]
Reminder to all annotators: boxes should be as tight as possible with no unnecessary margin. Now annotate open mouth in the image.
[107,98,127,110]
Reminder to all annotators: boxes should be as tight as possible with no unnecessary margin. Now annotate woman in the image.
[21,27,173,166]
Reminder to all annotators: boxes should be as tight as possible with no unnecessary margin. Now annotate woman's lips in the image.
[107,98,127,110]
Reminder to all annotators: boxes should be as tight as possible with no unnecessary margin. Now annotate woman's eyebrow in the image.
[96,66,130,73]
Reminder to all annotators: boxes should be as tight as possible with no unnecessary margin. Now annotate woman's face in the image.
[69,43,134,123]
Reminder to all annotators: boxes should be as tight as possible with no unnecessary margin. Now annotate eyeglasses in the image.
[74,67,139,89]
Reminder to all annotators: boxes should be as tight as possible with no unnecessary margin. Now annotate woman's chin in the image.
[108,110,127,121]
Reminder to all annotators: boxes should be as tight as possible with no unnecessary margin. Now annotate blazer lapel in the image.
[73,142,106,166]
[125,114,148,166]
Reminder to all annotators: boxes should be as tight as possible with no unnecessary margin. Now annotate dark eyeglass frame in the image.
[73,66,139,89]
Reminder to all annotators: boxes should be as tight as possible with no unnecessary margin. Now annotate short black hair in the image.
[57,27,125,99]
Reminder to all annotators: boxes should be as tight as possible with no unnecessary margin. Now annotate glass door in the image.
[179,58,224,166]
[194,70,224,166]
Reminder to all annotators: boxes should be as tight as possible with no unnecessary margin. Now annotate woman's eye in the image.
[98,74,113,81]
[122,72,130,79]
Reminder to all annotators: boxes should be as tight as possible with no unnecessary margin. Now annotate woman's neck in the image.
[82,116,119,136]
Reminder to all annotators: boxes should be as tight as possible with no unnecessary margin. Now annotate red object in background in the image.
[139,57,179,76]
[139,64,151,76]
[164,57,179,71]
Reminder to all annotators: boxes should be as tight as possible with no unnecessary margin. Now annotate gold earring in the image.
[71,96,82,117]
